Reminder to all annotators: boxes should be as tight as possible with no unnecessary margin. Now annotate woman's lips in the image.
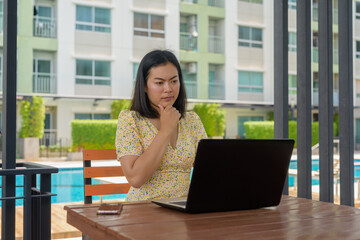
[162,96,174,101]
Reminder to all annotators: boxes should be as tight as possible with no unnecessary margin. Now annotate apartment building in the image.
[0,0,359,147]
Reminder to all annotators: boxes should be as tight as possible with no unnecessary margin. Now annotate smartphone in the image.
[97,203,123,215]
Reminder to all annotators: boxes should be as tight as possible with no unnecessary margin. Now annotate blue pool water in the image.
[288,159,360,187]
[1,160,360,206]
[0,168,126,206]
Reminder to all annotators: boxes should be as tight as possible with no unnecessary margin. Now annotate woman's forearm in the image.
[121,129,171,188]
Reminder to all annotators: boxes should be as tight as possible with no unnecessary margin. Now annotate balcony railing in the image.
[181,0,198,3]
[185,80,197,98]
[208,35,224,53]
[33,16,57,38]
[33,73,57,94]
[209,81,225,100]
[208,0,224,8]
[180,32,198,51]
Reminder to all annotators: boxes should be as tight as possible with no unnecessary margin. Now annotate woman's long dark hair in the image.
[131,50,187,118]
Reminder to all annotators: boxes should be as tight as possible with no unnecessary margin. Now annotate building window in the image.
[356,41,360,59]
[134,13,165,38]
[356,2,360,20]
[238,26,262,48]
[238,0,262,4]
[0,1,3,34]
[288,0,296,10]
[237,116,264,138]
[288,75,297,95]
[76,5,111,33]
[0,55,2,92]
[74,113,111,119]
[133,62,139,86]
[288,32,296,52]
[238,71,263,93]
[76,59,111,86]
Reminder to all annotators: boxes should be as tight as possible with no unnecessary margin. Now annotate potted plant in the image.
[19,96,45,161]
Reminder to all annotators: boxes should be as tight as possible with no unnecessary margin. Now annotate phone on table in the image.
[97,203,123,215]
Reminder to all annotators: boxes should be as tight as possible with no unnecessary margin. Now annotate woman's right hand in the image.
[158,104,181,135]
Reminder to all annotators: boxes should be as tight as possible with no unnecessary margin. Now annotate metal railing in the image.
[0,162,58,239]
[181,0,198,3]
[185,80,197,99]
[33,73,57,93]
[209,81,225,100]
[208,0,224,8]
[40,129,57,146]
[33,16,57,38]
[208,35,224,53]
[180,32,198,51]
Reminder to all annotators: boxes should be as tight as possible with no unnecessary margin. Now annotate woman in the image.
[115,50,207,201]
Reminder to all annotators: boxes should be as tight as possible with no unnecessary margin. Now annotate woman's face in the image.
[145,62,180,112]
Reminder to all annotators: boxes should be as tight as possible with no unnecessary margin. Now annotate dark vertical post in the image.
[338,0,354,206]
[296,0,312,199]
[40,173,52,240]
[318,0,333,203]
[1,0,17,239]
[23,174,33,239]
[274,0,289,194]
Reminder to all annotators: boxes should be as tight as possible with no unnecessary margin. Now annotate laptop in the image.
[152,139,294,213]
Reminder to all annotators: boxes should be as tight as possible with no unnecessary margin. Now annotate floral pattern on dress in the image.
[115,110,207,201]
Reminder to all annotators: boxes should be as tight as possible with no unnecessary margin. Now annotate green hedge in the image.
[244,121,337,148]
[71,120,118,150]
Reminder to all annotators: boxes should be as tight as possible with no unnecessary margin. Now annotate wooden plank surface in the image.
[83,149,117,160]
[84,166,125,178]
[65,195,360,239]
[85,183,131,196]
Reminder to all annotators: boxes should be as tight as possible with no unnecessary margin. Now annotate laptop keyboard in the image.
[169,200,187,206]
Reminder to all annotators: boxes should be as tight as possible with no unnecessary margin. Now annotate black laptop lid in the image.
[186,139,294,213]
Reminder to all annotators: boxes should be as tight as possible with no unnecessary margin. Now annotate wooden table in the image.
[65,195,360,239]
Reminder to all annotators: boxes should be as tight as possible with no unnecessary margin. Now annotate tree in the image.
[19,96,45,138]
[111,99,131,119]
[192,103,226,137]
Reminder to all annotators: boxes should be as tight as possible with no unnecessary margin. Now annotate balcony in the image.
[181,0,198,3]
[33,16,57,38]
[185,80,197,98]
[180,32,198,51]
[208,35,224,54]
[208,0,224,8]
[209,80,225,100]
[33,73,57,94]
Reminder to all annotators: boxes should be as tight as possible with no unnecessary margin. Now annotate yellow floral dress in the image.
[115,110,207,201]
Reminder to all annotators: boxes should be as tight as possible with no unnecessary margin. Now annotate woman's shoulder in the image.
[182,111,202,125]
[118,110,142,122]
[184,111,201,120]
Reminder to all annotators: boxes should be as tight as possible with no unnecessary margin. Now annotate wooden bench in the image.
[83,149,130,204]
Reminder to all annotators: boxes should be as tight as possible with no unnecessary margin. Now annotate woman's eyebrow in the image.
[154,75,178,80]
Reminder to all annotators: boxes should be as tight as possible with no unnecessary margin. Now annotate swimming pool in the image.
[1,160,359,206]
[288,159,360,187]
[0,168,126,206]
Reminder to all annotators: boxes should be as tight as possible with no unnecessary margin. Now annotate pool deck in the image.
[2,155,360,239]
